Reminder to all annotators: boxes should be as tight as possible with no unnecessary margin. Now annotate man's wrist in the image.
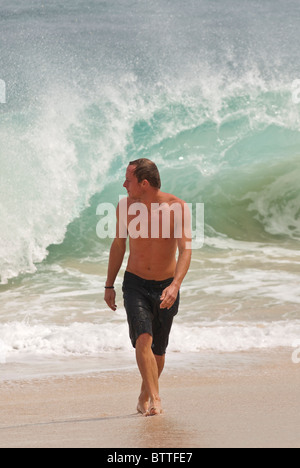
[172,279,181,289]
[105,280,115,289]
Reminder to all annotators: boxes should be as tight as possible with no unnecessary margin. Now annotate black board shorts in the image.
[122,271,180,356]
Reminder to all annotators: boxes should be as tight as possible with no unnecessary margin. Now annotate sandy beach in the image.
[0,349,299,448]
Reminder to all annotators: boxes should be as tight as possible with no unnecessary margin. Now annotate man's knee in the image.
[136,333,153,350]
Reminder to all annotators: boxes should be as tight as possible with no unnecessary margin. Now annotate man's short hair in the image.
[129,158,161,189]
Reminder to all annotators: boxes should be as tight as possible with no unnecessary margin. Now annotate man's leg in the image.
[135,333,163,416]
[138,353,165,415]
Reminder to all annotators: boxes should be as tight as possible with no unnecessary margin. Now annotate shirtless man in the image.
[104,159,192,416]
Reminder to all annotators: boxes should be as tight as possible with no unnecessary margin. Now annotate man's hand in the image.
[105,288,117,311]
[160,283,179,310]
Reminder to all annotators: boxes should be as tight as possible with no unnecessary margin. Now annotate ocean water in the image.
[1,0,300,373]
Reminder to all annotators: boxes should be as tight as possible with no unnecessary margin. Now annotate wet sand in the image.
[0,349,299,448]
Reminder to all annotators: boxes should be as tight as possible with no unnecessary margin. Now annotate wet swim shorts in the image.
[122,271,180,356]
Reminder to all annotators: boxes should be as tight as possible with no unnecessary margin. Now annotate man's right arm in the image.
[104,202,127,311]
[105,237,126,287]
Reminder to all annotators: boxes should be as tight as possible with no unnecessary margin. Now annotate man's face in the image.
[123,165,142,199]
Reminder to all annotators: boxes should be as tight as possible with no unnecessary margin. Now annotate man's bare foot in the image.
[145,398,163,417]
[137,394,150,415]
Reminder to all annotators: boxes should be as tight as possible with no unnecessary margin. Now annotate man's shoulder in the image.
[159,192,186,206]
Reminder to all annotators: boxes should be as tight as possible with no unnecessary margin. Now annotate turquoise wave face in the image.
[1,75,300,282]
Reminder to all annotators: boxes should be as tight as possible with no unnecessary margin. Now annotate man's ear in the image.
[141,179,150,189]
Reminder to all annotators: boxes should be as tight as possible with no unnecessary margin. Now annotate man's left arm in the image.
[160,202,192,309]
